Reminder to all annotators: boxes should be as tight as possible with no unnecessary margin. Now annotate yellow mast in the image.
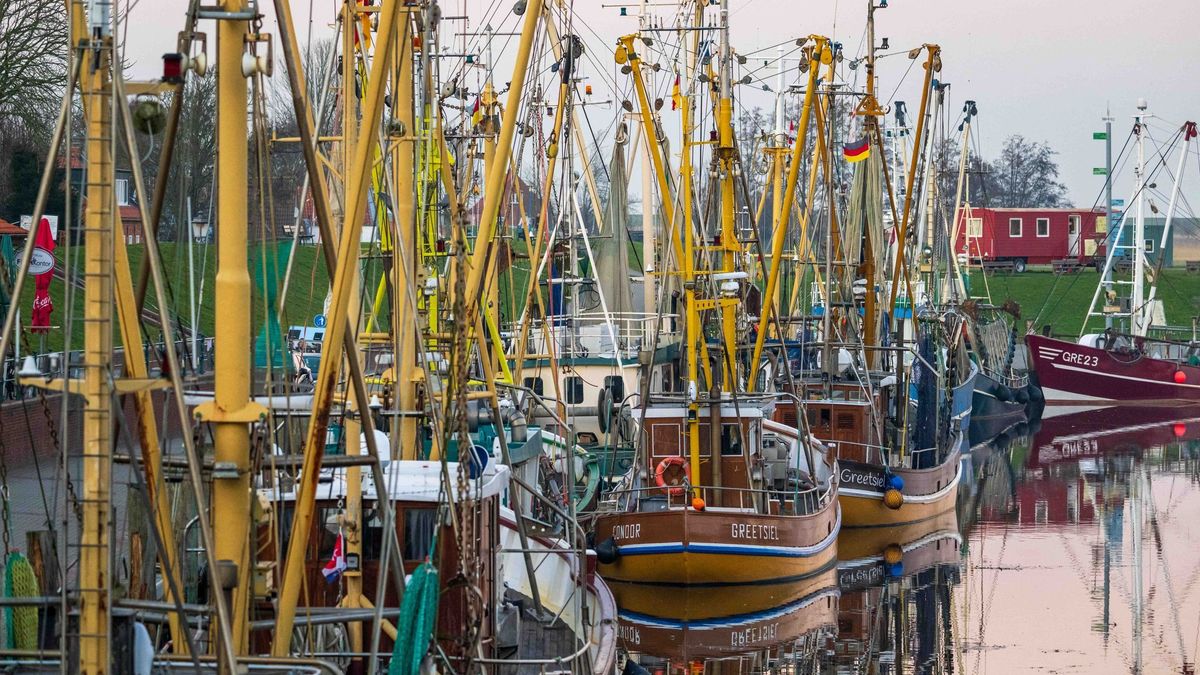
[455,0,545,366]
[272,1,404,653]
[681,5,702,497]
[201,0,257,651]
[59,1,190,656]
[887,45,940,313]
[395,9,418,458]
[77,8,115,671]
[747,37,826,390]
[715,0,738,389]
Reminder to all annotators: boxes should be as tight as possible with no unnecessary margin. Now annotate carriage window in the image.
[565,376,584,404]
[403,509,437,561]
[967,218,983,237]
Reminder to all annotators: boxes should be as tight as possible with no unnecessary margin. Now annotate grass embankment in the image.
[13,243,335,353]
[17,241,1200,353]
[965,268,1200,337]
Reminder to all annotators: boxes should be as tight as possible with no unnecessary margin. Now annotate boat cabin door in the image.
[1068,215,1081,257]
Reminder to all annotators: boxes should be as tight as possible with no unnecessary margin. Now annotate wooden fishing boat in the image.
[592,399,839,585]
[260,458,618,673]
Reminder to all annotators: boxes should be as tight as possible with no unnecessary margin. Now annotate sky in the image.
[120,0,1200,211]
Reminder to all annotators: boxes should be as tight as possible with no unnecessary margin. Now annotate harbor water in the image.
[616,406,1200,674]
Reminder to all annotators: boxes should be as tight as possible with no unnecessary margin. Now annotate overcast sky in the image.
[121,0,1199,211]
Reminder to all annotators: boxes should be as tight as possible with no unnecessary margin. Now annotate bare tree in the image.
[0,0,67,132]
[0,0,68,217]
[986,135,1069,208]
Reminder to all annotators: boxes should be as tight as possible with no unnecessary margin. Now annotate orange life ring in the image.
[655,456,691,496]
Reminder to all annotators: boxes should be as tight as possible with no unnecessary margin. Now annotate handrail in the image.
[602,477,836,516]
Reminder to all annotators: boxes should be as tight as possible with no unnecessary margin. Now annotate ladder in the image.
[71,3,117,672]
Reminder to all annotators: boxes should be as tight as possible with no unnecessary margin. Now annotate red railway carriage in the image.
[955,207,1107,271]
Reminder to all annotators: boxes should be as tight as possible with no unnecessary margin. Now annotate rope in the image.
[388,561,439,675]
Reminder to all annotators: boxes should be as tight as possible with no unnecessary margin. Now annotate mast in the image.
[716,0,739,388]
[78,3,116,670]
[1132,101,1147,335]
[1103,107,1114,330]
[209,0,255,650]
[682,3,702,496]
[747,39,823,388]
[860,0,884,361]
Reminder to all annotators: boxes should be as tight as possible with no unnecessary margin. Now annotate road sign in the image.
[313,314,327,328]
[27,248,54,276]
[1093,167,1107,175]
[1111,198,1125,208]
[1093,132,1108,140]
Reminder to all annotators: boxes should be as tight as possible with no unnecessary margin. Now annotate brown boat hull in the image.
[594,500,840,585]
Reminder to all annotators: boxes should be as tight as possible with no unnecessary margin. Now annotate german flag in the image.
[843,136,870,163]
[470,96,482,127]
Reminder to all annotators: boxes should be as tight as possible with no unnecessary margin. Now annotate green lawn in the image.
[13,240,1200,353]
[10,242,335,353]
[965,268,1200,337]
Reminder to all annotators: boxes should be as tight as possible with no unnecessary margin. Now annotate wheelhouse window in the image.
[1036,218,1050,237]
[604,375,625,402]
[1145,239,1156,253]
[403,508,437,561]
[564,375,584,404]
[1009,218,1022,237]
[522,376,544,397]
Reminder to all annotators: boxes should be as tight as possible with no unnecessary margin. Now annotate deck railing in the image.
[516,312,680,359]
[602,474,837,517]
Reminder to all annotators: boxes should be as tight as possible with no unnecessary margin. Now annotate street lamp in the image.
[191,216,211,243]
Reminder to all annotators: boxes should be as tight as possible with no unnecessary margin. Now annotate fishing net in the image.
[4,552,39,650]
[389,561,439,675]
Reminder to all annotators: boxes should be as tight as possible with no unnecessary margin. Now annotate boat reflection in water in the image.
[611,567,838,673]
[962,405,1200,673]
[831,511,962,674]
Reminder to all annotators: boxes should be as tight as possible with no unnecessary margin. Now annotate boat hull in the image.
[593,501,840,585]
[837,450,962,528]
[1026,333,1200,405]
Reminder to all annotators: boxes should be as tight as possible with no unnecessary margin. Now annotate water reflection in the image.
[963,406,1200,674]
[612,569,837,672]
[612,406,1200,673]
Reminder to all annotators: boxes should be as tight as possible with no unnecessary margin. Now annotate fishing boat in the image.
[260,456,618,674]
[0,0,636,670]
[740,1,974,530]
[589,11,840,586]
[1027,106,1198,405]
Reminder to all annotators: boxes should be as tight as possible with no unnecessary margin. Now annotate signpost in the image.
[19,215,59,241]
[313,314,327,329]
